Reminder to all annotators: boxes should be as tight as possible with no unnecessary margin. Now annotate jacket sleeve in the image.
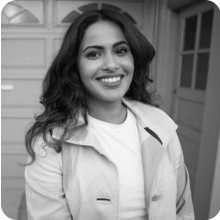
[167,132,195,220]
[25,135,72,220]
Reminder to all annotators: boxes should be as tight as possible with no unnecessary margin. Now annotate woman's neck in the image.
[88,99,127,125]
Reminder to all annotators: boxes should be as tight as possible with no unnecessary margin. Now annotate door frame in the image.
[170,1,220,219]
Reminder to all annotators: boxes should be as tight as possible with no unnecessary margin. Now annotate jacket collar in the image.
[52,98,177,150]
[121,98,177,148]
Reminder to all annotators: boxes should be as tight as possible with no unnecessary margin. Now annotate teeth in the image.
[100,77,121,83]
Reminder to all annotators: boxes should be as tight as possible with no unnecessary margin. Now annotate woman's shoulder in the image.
[123,98,176,127]
[30,134,62,169]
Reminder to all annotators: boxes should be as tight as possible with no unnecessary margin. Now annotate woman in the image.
[25,9,194,220]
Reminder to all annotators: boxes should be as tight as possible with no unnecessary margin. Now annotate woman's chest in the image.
[62,144,177,220]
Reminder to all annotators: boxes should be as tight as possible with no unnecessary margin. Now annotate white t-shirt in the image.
[88,108,147,220]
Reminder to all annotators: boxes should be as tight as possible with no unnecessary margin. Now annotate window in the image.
[1,2,42,25]
[179,9,214,90]
[61,3,136,25]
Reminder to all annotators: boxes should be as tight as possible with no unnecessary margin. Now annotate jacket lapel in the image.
[137,122,166,208]
[122,97,177,148]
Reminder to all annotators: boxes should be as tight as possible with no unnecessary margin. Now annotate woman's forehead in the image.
[80,21,127,47]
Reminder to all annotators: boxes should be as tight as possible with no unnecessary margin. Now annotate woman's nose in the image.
[102,54,119,72]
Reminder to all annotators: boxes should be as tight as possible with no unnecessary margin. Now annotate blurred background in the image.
[1,0,220,219]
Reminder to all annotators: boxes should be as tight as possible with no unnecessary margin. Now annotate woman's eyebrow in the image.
[82,41,129,53]
[113,41,129,48]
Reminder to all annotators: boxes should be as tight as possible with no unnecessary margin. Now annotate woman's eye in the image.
[115,48,128,55]
[86,52,100,59]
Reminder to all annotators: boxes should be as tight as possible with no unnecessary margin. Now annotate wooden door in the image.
[172,1,214,196]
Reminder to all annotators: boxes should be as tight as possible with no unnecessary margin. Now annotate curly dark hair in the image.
[25,9,157,164]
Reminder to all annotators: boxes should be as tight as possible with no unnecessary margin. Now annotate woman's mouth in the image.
[100,76,122,83]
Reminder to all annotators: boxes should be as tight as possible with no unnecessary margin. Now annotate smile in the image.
[99,76,122,83]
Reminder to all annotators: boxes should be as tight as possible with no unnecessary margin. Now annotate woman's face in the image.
[77,20,134,104]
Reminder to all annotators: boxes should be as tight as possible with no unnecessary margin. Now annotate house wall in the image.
[208,5,220,218]
[169,0,205,11]
[152,0,178,114]
[209,129,220,218]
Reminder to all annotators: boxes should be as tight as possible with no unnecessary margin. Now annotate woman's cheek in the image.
[78,60,99,78]
[122,59,134,74]
[84,59,102,74]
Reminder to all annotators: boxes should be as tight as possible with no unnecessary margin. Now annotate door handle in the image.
[1,84,14,91]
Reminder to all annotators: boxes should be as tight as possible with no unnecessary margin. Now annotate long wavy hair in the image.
[25,9,157,164]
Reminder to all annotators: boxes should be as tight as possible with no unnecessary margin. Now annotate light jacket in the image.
[25,98,195,220]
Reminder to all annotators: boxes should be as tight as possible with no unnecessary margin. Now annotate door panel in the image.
[178,123,201,143]
[1,118,32,143]
[172,1,214,194]
[2,79,42,106]
[178,135,199,169]
[1,155,28,177]
[177,99,204,130]
[1,39,46,68]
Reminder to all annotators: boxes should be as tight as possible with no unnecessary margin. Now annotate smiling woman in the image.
[77,21,134,122]
[24,9,195,220]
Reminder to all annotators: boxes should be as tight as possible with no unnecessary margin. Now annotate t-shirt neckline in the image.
[88,108,131,128]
